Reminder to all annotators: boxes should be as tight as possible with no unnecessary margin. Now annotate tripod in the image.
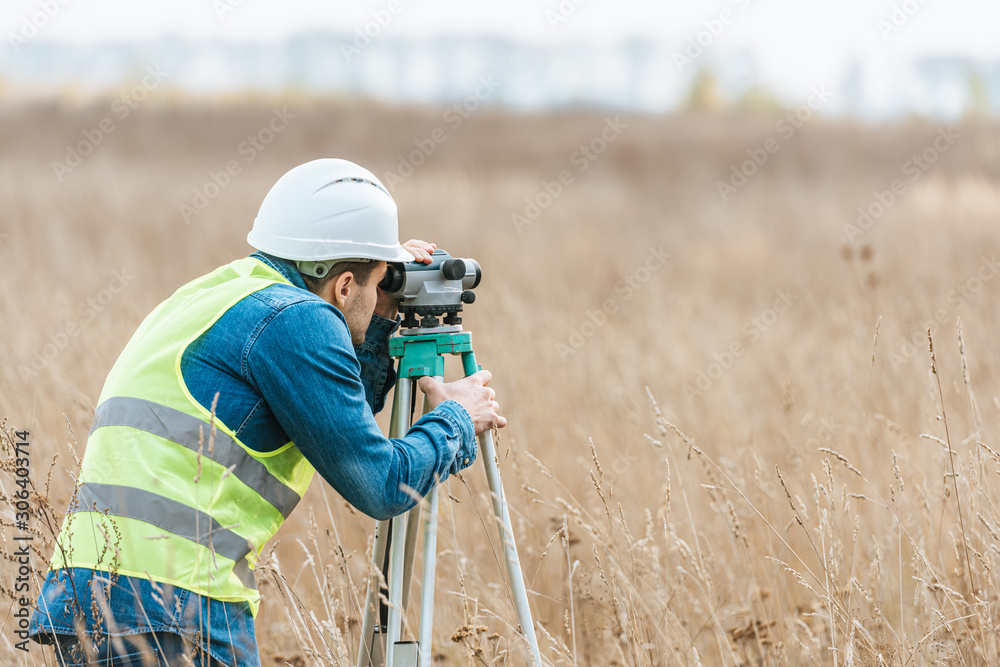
[356,324,542,667]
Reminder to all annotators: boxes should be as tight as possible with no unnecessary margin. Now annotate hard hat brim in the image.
[247,229,416,263]
[385,245,416,263]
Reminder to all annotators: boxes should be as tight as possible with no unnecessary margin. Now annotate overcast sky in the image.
[3,0,996,98]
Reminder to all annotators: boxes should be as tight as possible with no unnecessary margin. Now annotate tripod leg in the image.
[357,519,391,667]
[399,505,420,619]
[401,385,439,650]
[417,484,440,667]
[384,513,410,666]
[461,351,542,667]
[416,383,443,667]
[358,377,415,667]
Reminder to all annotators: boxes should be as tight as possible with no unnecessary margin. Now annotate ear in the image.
[323,272,355,309]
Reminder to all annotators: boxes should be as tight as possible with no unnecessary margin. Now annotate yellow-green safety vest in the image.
[50,257,316,616]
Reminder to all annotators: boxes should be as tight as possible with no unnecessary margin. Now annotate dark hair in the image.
[301,260,379,295]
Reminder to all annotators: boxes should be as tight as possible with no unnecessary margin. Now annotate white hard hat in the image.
[248,158,415,264]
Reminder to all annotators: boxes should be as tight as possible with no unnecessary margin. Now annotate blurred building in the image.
[0,33,994,119]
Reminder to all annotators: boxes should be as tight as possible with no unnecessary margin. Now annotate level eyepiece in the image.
[381,262,406,293]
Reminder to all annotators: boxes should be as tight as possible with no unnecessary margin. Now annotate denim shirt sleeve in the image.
[354,313,400,414]
[246,299,476,520]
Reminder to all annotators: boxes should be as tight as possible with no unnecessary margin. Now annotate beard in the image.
[344,296,370,346]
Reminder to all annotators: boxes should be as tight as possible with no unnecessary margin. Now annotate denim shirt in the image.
[29,252,477,664]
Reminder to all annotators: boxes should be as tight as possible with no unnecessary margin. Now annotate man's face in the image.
[342,261,387,346]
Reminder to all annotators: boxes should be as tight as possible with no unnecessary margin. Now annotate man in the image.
[28,158,505,665]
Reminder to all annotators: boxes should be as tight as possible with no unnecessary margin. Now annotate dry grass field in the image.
[2,95,1000,665]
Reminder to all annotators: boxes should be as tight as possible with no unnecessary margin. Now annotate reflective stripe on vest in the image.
[91,396,301,518]
[71,482,258,591]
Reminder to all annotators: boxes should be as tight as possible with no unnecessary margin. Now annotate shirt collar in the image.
[249,251,309,291]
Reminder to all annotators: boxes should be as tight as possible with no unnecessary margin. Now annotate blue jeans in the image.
[53,631,221,666]
[30,568,259,665]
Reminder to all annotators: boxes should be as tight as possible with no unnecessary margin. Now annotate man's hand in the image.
[418,370,507,435]
[403,239,436,264]
[374,288,399,320]
[374,239,438,320]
